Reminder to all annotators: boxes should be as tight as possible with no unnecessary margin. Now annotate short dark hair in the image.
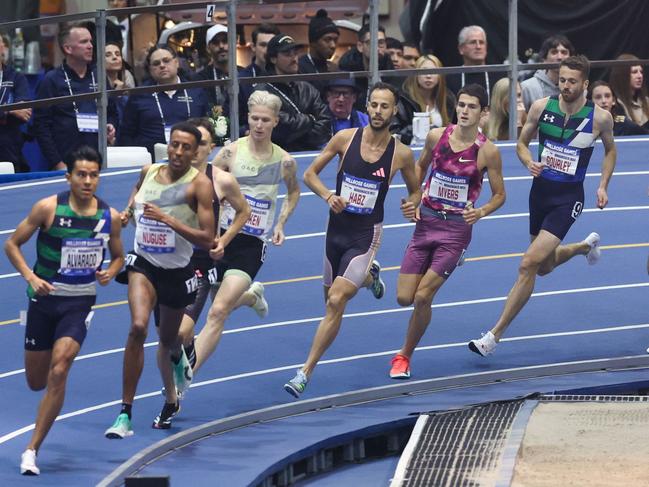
[358,24,386,42]
[368,81,399,105]
[145,44,177,69]
[561,54,590,80]
[187,117,217,145]
[386,37,403,51]
[57,22,89,52]
[65,145,103,173]
[539,34,575,60]
[252,23,280,45]
[457,83,488,110]
[170,122,202,148]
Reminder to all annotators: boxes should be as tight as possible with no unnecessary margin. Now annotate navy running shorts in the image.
[529,177,584,240]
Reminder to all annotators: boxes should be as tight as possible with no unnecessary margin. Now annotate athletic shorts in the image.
[184,254,217,322]
[117,252,198,309]
[211,231,266,283]
[529,177,584,240]
[400,212,471,279]
[25,294,96,351]
[324,220,382,288]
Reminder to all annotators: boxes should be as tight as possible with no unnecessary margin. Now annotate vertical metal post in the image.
[227,1,239,142]
[96,9,108,163]
[507,0,519,140]
[368,0,380,86]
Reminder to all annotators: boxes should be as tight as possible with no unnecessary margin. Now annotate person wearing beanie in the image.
[298,9,340,93]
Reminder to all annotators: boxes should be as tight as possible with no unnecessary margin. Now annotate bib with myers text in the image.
[426,170,469,208]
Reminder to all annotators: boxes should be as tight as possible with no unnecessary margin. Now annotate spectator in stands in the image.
[394,54,456,145]
[192,24,235,120]
[325,78,368,137]
[240,23,280,124]
[298,9,340,94]
[485,77,526,141]
[609,54,649,129]
[446,25,503,101]
[33,23,118,171]
[105,41,135,127]
[339,24,394,110]
[589,80,648,136]
[386,37,404,69]
[401,42,420,69]
[256,34,330,151]
[521,34,574,111]
[0,33,31,172]
[118,45,209,156]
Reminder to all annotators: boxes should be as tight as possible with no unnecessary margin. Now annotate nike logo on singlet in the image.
[459,157,474,163]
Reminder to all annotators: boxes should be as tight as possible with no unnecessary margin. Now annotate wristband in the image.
[325,193,333,203]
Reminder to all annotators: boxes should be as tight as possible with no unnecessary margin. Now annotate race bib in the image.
[540,140,579,176]
[136,215,176,253]
[164,125,173,143]
[427,170,469,208]
[76,113,99,133]
[340,172,380,215]
[60,238,103,276]
[222,195,271,236]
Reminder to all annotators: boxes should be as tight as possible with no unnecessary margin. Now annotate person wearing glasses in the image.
[339,24,394,110]
[325,78,368,138]
[118,45,209,157]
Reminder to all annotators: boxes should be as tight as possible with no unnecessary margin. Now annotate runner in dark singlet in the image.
[469,55,616,356]
[284,82,421,397]
[390,84,505,379]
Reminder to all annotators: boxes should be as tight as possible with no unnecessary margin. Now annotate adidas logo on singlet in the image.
[372,167,385,178]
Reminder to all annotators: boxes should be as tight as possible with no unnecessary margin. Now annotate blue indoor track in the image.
[0,137,648,485]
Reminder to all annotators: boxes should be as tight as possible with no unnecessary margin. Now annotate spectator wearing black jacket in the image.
[33,24,118,170]
[0,34,31,172]
[118,45,209,156]
[298,9,340,94]
[338,24,394,110]
[255,34,331,152]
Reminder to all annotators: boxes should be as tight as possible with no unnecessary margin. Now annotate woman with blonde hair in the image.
[402,54,455,127]
[485,77,526,141]
[609,53,649,128]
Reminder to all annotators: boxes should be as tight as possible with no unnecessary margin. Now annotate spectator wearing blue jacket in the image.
[33,24,118,170]
[0,34,31,172]
[325,78,368,137]
[118,45,209,156]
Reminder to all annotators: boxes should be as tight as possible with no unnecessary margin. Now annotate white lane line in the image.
[1,282,648,380]
[2,322,648,445]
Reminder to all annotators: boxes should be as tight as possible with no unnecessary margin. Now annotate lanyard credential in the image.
[62,66,96,114]
[153,89,191,126]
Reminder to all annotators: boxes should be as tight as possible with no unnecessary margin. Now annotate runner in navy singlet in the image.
[469,55,616,357]
[284,82,421,397]
[390,84,506,379]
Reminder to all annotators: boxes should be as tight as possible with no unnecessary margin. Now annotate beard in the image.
[369,116,392,131]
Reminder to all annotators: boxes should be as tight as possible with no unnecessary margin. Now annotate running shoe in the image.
[468,331,497,357]
[20,449,39,476]
[105,413,134,439]
[584,232,601,265]
[160,386,184,401]
[284,369,308,398]
[249,281,269,318]
[152,402,181,429]
[184,339,197,369]
[172,347,193,395]
[389,354,411,379]
[368,260,386,299]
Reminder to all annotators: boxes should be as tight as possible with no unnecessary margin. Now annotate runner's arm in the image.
[596,107,616,209]
[465,142,506,225]
[215,171,251,249]
[304,129,349,213]
[415,128,443,185]
[4,197,56,295]
[517,99,544,176]
[397,144,421,220]
[210,144,237,172]
[96,208,125,286]
[273,154,300,245]
[121,164,150,226]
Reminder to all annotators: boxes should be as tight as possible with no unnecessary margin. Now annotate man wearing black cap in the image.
[326,78,369,137]
[298,9,340,94]
[255,33,331,151]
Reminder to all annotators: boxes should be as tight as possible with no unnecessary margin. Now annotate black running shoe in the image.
[184,340,197,369]
[152,402,180,429]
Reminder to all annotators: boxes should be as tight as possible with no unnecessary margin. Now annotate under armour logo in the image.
[25,337,36,346]
[543,114,555,123]
[59,218,72,227]
[372,167,386,178]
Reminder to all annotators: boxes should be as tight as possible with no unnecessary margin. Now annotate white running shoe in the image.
[584,232,601,265]
[249,281,269,318]
[468,331,497,356]
[20,449,39,475]
[105,413,134,439]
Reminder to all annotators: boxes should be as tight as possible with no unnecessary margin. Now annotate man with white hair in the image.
[446,25,503,101]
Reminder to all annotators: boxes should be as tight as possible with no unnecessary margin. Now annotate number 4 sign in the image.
[206,4,216,21]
